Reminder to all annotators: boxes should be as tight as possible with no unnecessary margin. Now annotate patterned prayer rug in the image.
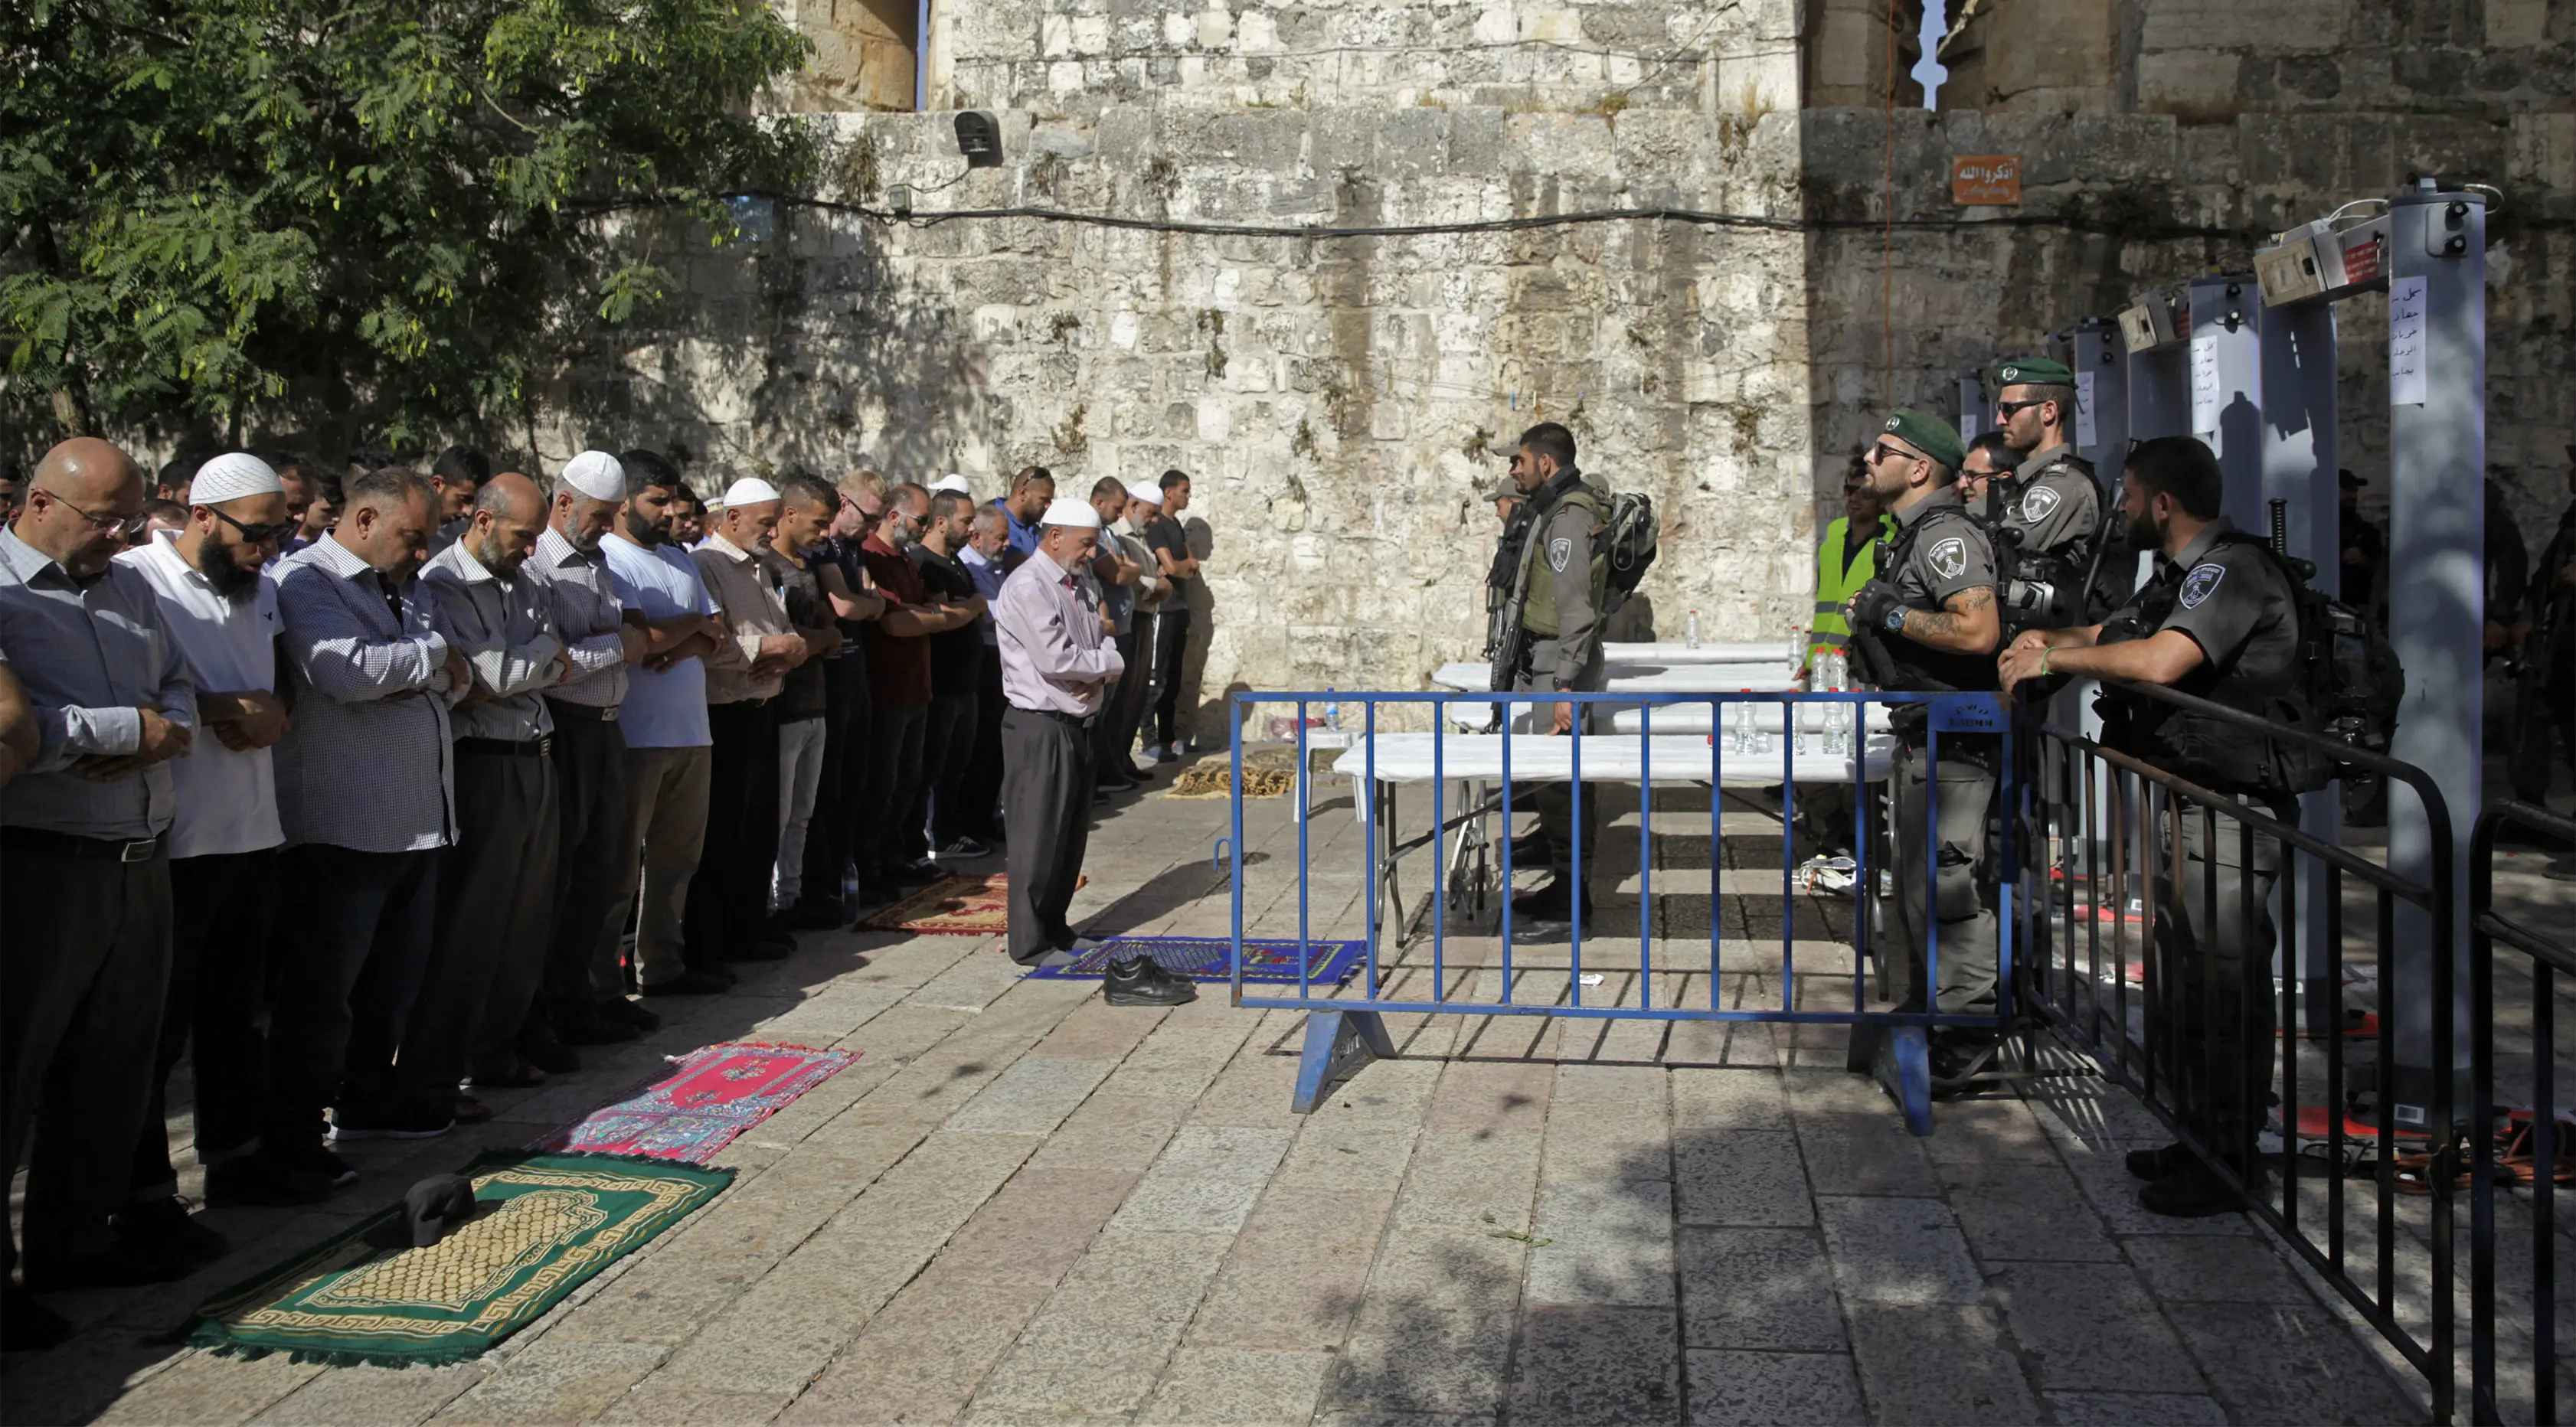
[185,1153,731,1367]
[1021,935,1368,984]
[533,1042,858,1163]
[860,872,1083,936]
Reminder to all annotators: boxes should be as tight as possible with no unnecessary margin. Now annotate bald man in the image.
[409,472,573,1119]
[2,439,197,1339]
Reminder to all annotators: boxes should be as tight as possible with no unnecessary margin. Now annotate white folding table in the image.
[1326,730,1896,945]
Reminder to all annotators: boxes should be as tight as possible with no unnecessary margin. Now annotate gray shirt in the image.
[423,540,564,743]
[522,527,629,709]
[270,532,459,853]
[0,525,195,839]
[1535,477,1606,691]
[1888,487,1997,612]
[2112,518,2300,697]
[2002,443,2101,556]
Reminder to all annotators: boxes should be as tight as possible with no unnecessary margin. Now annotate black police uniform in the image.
[1854,487,2002,1025]
[2097,517,2301,1183]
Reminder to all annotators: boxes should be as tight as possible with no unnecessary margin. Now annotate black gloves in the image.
[1847,579,1907,635]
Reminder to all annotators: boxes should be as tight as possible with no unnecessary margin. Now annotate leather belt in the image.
[456,735,553,758]
[547,699,617,722]
[0,827,161,863]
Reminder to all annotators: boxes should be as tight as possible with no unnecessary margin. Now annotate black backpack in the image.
[1597,489,1658,613]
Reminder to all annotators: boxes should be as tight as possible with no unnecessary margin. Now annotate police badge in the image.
[2019,485,2061,524]
[1548,537,1573,572]
[2178,562,2225,609]
[1929,537,1967,580]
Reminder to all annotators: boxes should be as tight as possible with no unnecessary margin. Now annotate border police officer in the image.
[1990,357,2117,638]
[2000,436,2301,1217]
[1843,410,2004,1086]
[1496,421,1607,935]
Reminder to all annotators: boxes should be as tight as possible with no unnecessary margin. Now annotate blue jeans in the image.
[265,844,440,1144]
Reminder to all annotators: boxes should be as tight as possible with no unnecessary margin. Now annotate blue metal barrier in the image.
[1222,687,2024,1133]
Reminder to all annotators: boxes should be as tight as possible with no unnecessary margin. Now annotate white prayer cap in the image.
[1121,478,1162,506]
[188,452,281,505]
[721,477,782,508]
[560,449,625,502]
[1040,497,1102,530]
[930,473,972,495]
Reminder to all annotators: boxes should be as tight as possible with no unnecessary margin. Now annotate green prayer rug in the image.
[185,1152,732,1367]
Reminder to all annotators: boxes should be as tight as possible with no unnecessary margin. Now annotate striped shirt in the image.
[269,532,458,852]
[0,525,195,839]
[523,527,628,708]
[422,539,564,743]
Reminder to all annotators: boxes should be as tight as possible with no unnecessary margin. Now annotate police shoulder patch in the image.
[1547,536,1574,573]
[2178,562,2225,609]
[2019,485,2061,524]
[1928,537,1968,580]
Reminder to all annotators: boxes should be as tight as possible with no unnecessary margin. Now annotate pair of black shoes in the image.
[18,1195,226,1298]
[1509,875,1590,935]
[1103,955,1197,1007]
[2124,1140,2266,1217]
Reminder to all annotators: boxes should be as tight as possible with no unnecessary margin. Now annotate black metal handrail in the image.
[2026,677,2457,1422]
[2469,798,2571,1426]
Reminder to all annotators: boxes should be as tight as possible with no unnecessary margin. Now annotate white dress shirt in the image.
[115,531,285,857]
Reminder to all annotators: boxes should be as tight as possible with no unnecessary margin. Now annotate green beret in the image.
[1996,356,2074,387]
[1879,408,1967,472]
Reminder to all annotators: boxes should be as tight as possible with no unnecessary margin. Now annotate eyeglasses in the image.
[1996,398,2048,416]
[1867,442,1921,467]
[40,491,149,539]
[212,508,298,544]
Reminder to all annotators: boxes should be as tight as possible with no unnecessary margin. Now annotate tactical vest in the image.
[1518,485,1610,640]
[1856,512,2000,694]
[1810,514,1893,658]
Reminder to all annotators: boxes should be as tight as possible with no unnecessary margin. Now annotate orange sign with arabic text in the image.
[1952,155,2022,205]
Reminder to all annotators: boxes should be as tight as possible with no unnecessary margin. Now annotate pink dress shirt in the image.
[995,550,1124,716]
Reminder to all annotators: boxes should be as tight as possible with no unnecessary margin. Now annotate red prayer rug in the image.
[860,872,1084,936]
[533,1043,858,1164]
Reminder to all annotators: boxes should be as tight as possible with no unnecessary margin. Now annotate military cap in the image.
[1996,356,2075,387]
[1878,408,1967,472]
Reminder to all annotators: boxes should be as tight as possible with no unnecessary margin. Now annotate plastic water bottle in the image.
[1322,689,1339,733]
[1685,609,1702,650]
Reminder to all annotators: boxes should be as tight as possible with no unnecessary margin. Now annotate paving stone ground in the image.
[2,774,2453,1425]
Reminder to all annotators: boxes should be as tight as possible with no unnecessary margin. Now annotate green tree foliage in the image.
[1,0,819,449]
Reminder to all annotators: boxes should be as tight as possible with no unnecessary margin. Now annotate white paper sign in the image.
[2389,275,2429,406]
[2189,331,2221,433]
[2074,371,2098,448]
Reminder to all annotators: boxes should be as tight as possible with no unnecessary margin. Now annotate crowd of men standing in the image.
[0,438,1221,1350]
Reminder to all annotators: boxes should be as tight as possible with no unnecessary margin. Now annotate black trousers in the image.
[2153,811,2283,1167]
[685,700,783,964]
[956,648,1007,840]
[1001,707,1097,962]
[914,688,979,855]
[855,700,928,880]
[3,840,172,1269]
[1098,623,1152,772]
[132,847,280,1198]
[541,706,629,1023]
[1151,606,1193,747]
[802,655,871,906]
[410,749,560,1093]
[267,844,439,1145]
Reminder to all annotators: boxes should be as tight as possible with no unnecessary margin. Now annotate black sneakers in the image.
[2124,1141,2191,1181]
[1103,955,1198,1007]
[1508,876,1591,934]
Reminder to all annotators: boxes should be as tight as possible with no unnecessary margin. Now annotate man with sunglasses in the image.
[1843,410,2004,1094]
[113,454,314,1257]
[1990,357,2113,633]
[0,438,197,1344]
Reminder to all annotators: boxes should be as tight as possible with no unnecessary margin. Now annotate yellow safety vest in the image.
[1809,514,1895,662]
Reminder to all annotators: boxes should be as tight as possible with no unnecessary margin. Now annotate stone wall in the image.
[541,0,1823,717]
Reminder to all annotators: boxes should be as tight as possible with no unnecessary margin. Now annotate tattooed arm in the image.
[1898,586,2000,655]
